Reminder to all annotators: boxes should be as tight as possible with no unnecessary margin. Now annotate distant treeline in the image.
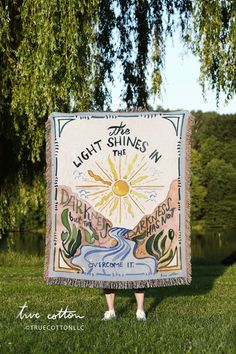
[0,111,235,234]
[191,111,236,228]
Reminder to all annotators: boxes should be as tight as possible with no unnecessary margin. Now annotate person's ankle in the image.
[137,307,144,312]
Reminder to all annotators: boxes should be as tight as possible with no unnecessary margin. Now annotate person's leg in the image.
[133,288,146,320]
[104,288,116,311]
[133,288,145,311]
[102,288,116,320]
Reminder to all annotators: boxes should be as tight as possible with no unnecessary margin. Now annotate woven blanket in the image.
[44,111,193,289]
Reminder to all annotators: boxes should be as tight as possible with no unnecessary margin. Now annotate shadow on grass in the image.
[116,261,227,317]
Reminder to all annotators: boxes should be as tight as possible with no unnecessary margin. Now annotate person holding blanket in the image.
[102,288,146,321]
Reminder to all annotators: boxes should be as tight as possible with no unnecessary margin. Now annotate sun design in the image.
[76,154,164,224]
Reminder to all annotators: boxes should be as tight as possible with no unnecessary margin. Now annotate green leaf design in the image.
[160,235,167,256]
[67,224,78,254]
[159,248,175,265]
[145,234,157,259]
[71,223,77,239]
[168,229,174,240]
[133,231,147,243]
[63,250,71,259]
[63,225,82,258]
[61,209,71,235]
[90,225,99,240]
[153,230,164,259]
[70,229,82,256]
[85,229,94,244]
[61,231,68,243]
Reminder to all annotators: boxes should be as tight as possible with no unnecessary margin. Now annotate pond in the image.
[0,229,235,264]
[191,229,236,264]
[0,231,45,257]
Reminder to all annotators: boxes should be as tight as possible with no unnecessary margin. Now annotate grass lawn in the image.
[0,252,235,354]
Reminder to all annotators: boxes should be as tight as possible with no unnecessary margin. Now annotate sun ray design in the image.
[130,190,146,199]
[76,185,109,188]
[95,192,113,207]
[119,156,122,179]
[108,155,118,181]
[124,197,134,217]
[88,188,110,197]
[130,175,149,186]
[76,154,165,224]
[109,198,119,216]
[100,196,115,213]
[139,177,161,184]
[128,161,148,181]
[119,197,122,224]
[88,170,111,185]
[95,162,113,181]
[123,154,138,179]
[128,194,145,214]
[133,185,164,189]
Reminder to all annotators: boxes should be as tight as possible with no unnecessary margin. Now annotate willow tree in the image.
[94,0,235,107]
[0,0,235,233]
[0,0,99,233]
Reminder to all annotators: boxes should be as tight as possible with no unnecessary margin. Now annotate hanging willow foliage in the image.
[0,0,235,233]
[1,0,99,163]
[1,0,234,163]
[0,0,99,233]
[94,0,193,109]
[191,0,236,101]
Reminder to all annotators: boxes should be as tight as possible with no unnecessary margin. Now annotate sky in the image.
[111,32,236,114]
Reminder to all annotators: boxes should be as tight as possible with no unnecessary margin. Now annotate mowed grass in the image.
[0,252,235,354]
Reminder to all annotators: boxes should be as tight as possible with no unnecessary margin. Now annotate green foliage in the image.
[0,0,99,234]
[191,111,236,227]
[191,0,236,101]
[95,0,236,106]
[204,158,236,226]
[0,1,235,234]
[0,172,45,233]
[95,0,193,108]
[1,0,99,163]
[191,148,207,219]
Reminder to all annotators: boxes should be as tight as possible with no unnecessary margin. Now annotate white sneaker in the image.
[136,309,146,321]
[102,310,116,320]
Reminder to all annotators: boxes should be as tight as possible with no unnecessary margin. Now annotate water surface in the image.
[0,228,235,264]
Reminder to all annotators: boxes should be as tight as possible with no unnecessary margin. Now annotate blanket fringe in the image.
[44,117,53,282]
[45,276,191,289]
[184,113,194,285]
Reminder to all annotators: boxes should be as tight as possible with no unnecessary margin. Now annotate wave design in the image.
[71,227,157,277]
